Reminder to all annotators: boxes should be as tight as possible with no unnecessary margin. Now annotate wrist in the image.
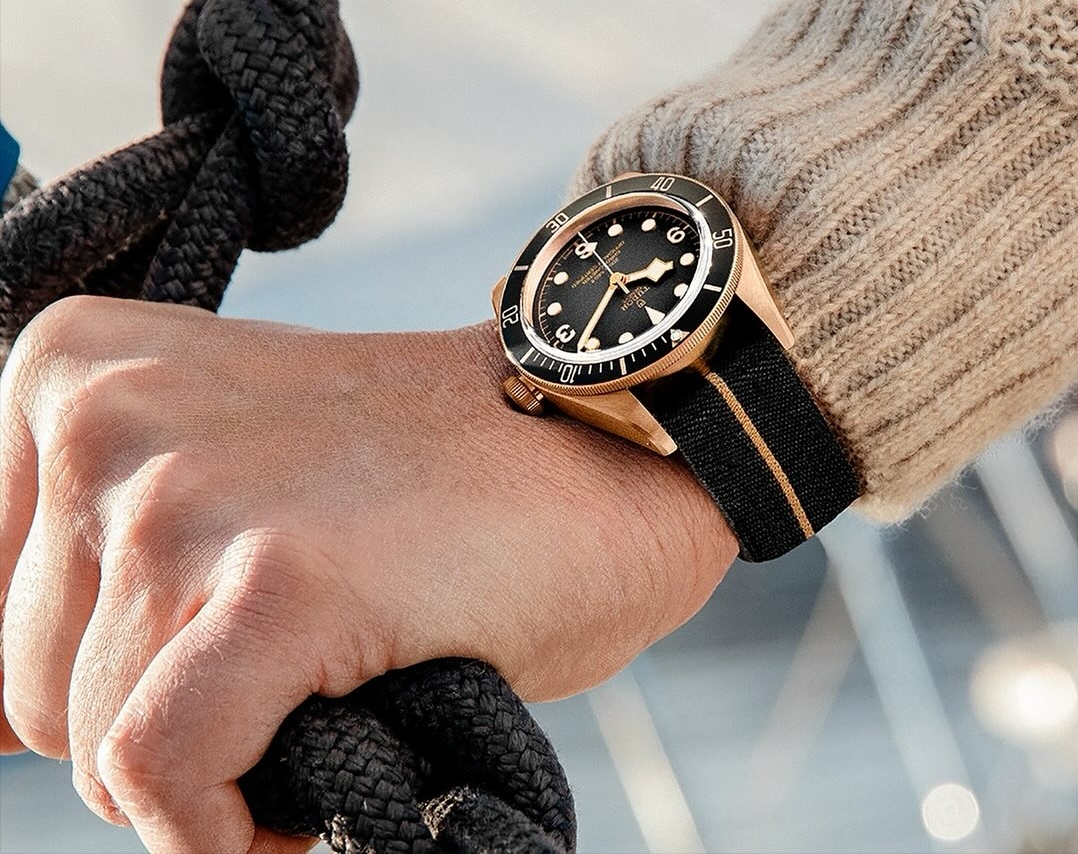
[322,318,737,699]
[455,320,738,630]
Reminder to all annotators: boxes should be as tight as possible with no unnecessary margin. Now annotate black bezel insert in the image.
[497,173,737,391]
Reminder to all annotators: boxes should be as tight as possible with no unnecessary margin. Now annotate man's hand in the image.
[0,296,735,853]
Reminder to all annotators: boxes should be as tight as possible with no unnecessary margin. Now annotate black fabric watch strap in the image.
[645,302,861,562]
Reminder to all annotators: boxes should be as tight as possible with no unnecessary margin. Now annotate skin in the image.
[0,295,736,854]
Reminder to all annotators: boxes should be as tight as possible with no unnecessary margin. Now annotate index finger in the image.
[95,534,353,854]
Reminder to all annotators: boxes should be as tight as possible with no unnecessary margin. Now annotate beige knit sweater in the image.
[572,0,1078,521]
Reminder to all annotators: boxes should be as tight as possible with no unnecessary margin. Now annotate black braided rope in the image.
[0,2,576,851]
[241,660,575,854]
[0,0,359,340]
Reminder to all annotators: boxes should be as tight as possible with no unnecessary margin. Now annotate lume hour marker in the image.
[584,337,601,351]
[645,306,666,325]
[618,331,634,344]
[703,284,723,292]
[673,283,689,298]
[546,301,563,316]
[619,357,628,375]
[680,253,694,266]
[575,240,597,259]
[607,223,623,238]
[553,271,569,285]
[671,329,689,343]
[641,218,656,232]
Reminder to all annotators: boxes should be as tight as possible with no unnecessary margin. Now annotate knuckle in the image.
[239,531,313,592]
[58,360,146,440]
[124,458,194,538]
[72,766,128,827]
[5,296,103,385]
[41,363,183,530]
[2,296,116,426]
[97,720,171,813]
[16,295,93,358]
[39,376,141,518]
[216,529,385,697]
[3,692,68,759]
[216,531,321,647]
[102,454,203,590]
[228,534,309,620]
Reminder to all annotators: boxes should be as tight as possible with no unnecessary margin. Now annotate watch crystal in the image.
[533,209,701,357]
[497,173,737,391]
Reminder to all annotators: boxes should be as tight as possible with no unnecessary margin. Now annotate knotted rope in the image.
[242,659,574,853]
[1,0,357,338]
[0,2,576,851]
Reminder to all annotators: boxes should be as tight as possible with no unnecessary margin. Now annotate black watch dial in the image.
[498,173,738,390]
[533,208,701,355]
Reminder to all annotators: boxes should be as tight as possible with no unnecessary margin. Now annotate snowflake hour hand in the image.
[625,257,674,284]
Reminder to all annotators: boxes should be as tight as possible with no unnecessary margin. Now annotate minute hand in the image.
[576,280,620,352]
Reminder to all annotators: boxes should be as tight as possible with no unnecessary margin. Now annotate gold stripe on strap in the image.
[694,362,814,539]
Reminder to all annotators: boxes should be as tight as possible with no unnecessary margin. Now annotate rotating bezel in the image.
[497,173,740,395]
[521,193,710,365]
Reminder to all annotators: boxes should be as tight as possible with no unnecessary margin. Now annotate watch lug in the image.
[491,276,507,315]
[541,387,678,456]
[734,230,795,349]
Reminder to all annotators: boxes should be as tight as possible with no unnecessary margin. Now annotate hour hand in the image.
[625,258,674,284]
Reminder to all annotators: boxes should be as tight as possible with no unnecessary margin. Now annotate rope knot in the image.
[239,659,576,853]
[162,0,358,251]
[0,0,359,341]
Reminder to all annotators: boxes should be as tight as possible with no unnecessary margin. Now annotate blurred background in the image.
[1,1,1076,852]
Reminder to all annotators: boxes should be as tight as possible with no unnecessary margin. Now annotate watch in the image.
[491,172,860,561]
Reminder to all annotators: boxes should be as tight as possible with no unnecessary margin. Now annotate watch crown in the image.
[502,376,546,416]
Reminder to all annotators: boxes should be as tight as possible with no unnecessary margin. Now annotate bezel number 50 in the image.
[712,228,734,250]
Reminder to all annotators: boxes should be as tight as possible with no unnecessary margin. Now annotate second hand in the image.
[577,231,629,293]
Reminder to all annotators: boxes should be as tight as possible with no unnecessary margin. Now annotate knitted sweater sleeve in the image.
[570,0,1078,522]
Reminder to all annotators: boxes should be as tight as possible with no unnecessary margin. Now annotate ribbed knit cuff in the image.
[572,0,1078,521]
